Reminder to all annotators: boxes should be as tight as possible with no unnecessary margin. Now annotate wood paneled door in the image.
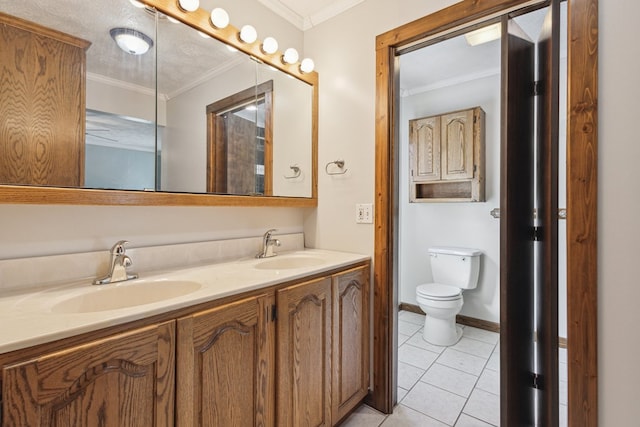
[1,321,175,426]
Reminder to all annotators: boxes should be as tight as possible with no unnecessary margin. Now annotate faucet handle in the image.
[110,240,129,255]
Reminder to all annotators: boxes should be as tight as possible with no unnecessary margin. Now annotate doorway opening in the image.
[371,0,597,426]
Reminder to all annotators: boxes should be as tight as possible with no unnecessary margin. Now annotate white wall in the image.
[599,2,640,425]
[398,74,501,323]
[303,0,461,256]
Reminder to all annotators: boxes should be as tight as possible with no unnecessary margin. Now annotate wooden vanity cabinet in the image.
[1,321,175,426]
[176,294,275,426]
[0,261,370,427]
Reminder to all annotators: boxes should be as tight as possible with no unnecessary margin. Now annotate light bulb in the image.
[239,25,257,43]
[261,37,278,54]
[210,8,229,29]
[282,48,299,64]
[178,0,199,12]
[300,58,315,73]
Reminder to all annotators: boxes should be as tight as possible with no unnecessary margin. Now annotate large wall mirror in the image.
[0,0,317,206]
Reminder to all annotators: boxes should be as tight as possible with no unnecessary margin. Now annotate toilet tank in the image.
[428,247,482,290]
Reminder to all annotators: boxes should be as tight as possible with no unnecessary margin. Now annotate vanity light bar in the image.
[171,0,315,73]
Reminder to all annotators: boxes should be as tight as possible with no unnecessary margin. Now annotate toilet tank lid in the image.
[428,246,482,256]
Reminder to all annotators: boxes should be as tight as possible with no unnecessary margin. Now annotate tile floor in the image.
[341,310,568,427]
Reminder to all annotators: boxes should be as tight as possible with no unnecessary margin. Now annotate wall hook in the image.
[284,165,301,179]
[325,159,348,175]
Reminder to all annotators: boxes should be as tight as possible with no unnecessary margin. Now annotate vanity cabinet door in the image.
[331,266,370,424]
[1,321,175,427]
[176,294,275,427]
[276,276,332,427]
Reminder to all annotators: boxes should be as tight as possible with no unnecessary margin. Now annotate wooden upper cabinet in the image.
[176,294,275,427]
[276,277,332,427]
[1,321,175,427]
[0,13,90,187]
[409,106,485,202]
[331,266,370,425]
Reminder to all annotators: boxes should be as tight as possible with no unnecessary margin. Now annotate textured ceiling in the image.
[0,0,239,97]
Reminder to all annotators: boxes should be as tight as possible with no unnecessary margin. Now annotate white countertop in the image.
[0,249,369,354]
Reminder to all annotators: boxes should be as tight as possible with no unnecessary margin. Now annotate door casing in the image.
[372,0,598,425]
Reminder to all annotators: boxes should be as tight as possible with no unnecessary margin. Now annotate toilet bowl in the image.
[416,247,481,346]
[417,284,463,346]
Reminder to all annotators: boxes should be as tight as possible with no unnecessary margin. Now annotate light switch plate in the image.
[356,203,373,224]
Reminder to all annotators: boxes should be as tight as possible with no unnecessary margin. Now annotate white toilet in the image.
[416,247,482,346]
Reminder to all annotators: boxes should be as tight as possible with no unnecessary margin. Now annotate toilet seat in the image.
[417,283,462,301]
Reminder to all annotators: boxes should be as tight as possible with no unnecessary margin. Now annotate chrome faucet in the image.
[94,240,139,285]
[256,229,281,258]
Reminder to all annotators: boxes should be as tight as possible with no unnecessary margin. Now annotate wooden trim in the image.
[399,303,568,344]
[398,302,423,315]
[457,314,501,334]
[399,303,501,333]
[374,0,598,423]
[567,0,598,425]
[0,185,317,207]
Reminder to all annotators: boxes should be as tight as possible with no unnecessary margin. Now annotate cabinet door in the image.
[331,266,370,424]
[176,294,275,427]
[440,109,475,180]
[1,321,175,427]
[409,116,441,182]
[277,277,332,427]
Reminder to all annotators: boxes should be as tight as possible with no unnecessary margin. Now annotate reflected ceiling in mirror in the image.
[0,0,317,206]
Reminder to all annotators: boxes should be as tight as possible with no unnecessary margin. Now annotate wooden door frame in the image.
[206,80,274,195]
[372,0,598,425]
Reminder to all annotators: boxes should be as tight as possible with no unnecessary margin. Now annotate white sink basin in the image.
[51,280,202,313]
[254,255,325,270]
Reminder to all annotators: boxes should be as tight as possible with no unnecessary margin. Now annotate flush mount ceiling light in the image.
[177,0,199,12]
[239,25,257,44]
[110,28,154,55]
[464,23,502,46]
[210,8,229,29]
[282,47,299,65]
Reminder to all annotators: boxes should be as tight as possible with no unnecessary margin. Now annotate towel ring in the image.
[284,165,301,179]
[325,159,347,175]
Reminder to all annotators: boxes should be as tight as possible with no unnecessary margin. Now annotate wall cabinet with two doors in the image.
[409,106,485,202]
[0,263,370,426]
